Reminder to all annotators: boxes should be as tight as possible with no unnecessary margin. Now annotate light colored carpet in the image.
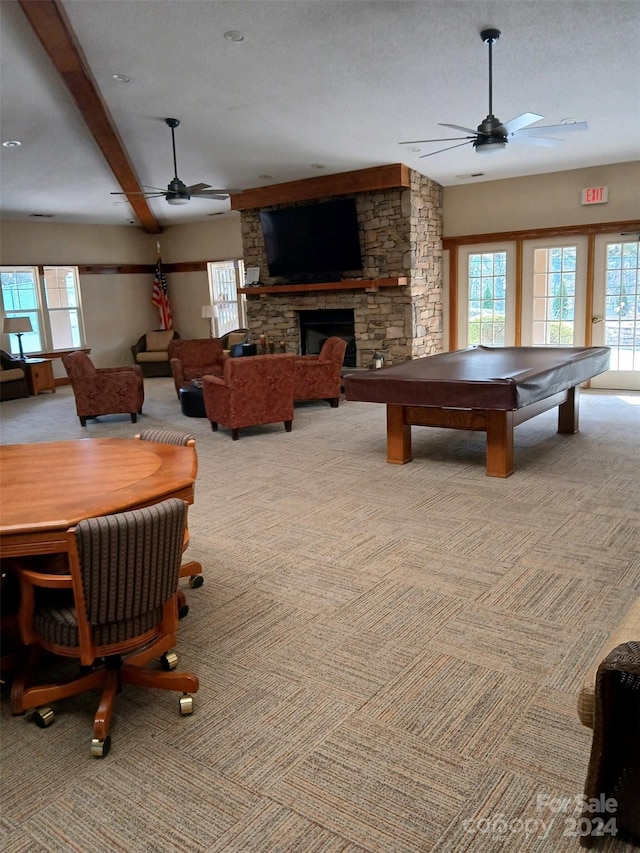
[1,379,639,852]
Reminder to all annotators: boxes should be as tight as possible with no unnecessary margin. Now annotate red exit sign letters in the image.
[581,186,608,205]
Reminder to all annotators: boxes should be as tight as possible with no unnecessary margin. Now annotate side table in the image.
[24,358,56,396]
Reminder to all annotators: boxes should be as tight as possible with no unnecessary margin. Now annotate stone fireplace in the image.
[236,165,443,367]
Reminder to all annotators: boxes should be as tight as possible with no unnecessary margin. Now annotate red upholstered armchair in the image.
[294,336,347,407]
[202,354,295,440]
[62,351,144,427]
[168,338,225,398]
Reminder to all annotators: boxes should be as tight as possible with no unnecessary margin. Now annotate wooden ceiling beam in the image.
[17,0,162,234]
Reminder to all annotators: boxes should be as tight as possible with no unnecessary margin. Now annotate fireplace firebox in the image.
[298,309,356,367]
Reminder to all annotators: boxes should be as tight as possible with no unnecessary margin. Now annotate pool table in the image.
[344,346,610,477]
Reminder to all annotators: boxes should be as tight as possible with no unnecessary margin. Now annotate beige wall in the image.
[160,214,244,340]
[1,163,637,366]
[442,161,640,236]
[0,216,244,367]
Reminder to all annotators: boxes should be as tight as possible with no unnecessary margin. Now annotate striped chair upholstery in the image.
[134,430,203,600]
[11,498,199,756]
[136,428,195,446]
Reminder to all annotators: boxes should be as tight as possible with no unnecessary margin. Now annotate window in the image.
[207,260,246,336]
[467,250,508,345]
[531,246,577,345]
[1,265,85,354]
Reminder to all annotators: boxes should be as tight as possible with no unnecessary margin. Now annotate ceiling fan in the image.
[400,29,588,158]
[111,118,240,205]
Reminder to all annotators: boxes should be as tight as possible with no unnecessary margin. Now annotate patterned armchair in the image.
[168,338,225,398]
[294,336,347,407]
[10,498,199,757]
[202,354,295,440]
[62,351,144,426]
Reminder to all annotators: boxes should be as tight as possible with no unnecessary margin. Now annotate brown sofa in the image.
[131,329,179,377]
[0,350,29,401]
[168,338,225,398]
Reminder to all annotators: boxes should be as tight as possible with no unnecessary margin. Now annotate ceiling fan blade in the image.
[185,182,211,193]
[400,136,474,144]
[191,192,230,200]
[439,123,479,135]
[419,140,474,158]
[511,135,563,148]
[518,121,589,136]
[502,113,544,134]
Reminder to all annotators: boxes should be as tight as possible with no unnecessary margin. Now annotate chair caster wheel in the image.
[178,603,189,619]
[161,650,179,671]
[189,575,203,589]
[91,735,111,757]
[33,706,55,728]
[179,693,194,715]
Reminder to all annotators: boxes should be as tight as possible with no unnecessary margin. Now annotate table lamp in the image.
[3,316,32,359]
[201,305,218,337]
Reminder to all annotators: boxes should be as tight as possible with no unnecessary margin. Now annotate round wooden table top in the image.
[0,438,197,555]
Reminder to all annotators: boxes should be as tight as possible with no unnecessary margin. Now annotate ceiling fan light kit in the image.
[400,27,587,159]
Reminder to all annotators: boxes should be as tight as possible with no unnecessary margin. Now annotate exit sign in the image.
[581,186,608,205]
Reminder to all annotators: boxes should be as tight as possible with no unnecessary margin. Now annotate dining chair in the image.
[10,498,199,757]
[135,430,204,615]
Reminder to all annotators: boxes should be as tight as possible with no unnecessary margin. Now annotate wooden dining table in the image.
[0,438,198,559]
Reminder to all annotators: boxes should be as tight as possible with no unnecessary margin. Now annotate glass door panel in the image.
[591,235,640,390]
[521,237,587,347]
[457,244,516,349]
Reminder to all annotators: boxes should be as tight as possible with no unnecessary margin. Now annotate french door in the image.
[520,237,588,347]
[590,235,640,390]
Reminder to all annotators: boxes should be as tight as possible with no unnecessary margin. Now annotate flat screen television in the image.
[259,198,363,280]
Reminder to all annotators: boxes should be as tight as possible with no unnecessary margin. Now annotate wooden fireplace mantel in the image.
[239,277,408,296]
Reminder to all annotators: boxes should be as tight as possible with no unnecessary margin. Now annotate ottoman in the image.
[179,383,206,418]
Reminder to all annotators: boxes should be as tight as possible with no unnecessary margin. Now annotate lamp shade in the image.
[201,305,219,319]
[3,316,33,334]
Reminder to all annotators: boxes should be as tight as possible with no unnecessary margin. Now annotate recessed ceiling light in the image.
[258,174,272,180]
[224,30,244,42]
[3,140,21,148]
[408,147,421,153]
[310,163,325,169]
[112,74,130,83]
[560,118,577,124]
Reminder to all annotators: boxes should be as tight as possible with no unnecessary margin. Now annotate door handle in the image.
[591,317,605,324]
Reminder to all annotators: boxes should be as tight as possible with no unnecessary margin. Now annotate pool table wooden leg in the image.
[486,410,514,478]
[558,385,579,434]
[386,404,412,464]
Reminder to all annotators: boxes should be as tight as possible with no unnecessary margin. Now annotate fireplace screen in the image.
[298,309,356,367]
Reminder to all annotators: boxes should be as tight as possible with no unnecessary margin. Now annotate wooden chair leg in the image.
[232,428,239,440]
[284,420,292,432]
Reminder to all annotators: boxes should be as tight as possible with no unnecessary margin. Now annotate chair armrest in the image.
[19,568,73,589]
[202,374,225,388]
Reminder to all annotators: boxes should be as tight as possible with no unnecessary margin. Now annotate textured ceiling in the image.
[1,0,639,229]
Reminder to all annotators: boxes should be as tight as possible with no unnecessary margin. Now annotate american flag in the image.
[151,257,173,330]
